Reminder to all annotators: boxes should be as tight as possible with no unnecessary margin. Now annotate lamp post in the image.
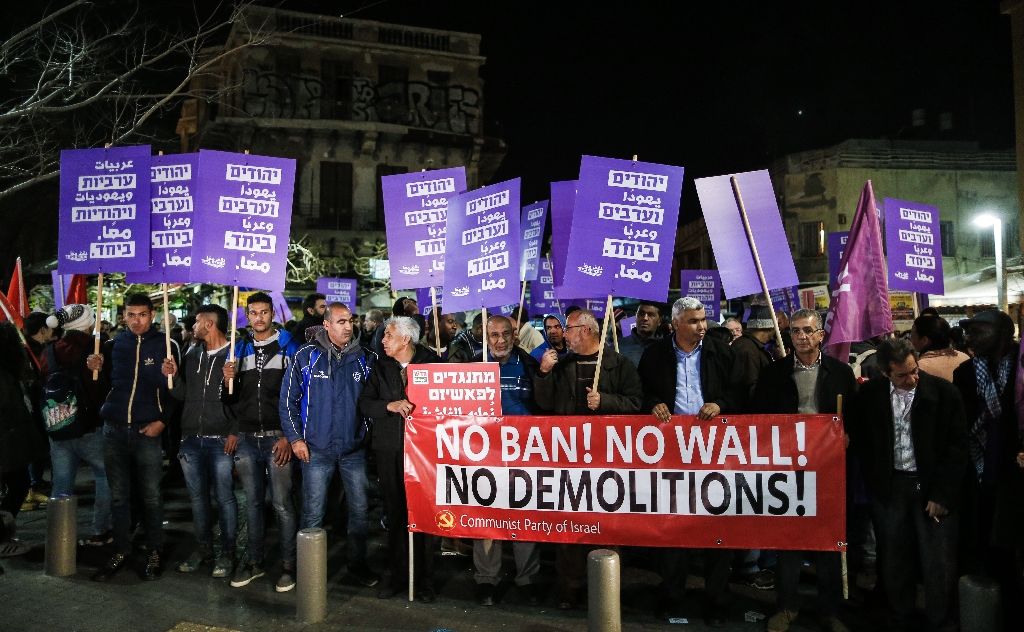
[973,213,1007,312]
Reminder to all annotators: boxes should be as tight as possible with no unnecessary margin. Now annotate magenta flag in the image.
[823,181,892,360]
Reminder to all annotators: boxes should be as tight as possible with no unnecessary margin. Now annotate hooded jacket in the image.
[530,314,570,362]
[99,326,177,428]
[279,328,374,454]
[230,328,299,434]
[171,340,236,437]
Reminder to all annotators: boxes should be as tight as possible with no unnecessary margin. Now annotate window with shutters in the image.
[319,162,353,230]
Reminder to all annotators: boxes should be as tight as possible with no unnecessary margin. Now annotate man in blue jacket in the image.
[88,293,178,582]
[280,302,378,588]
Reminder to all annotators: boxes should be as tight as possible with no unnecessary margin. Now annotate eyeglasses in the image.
[565,324,586,331]
[792,326,823,337]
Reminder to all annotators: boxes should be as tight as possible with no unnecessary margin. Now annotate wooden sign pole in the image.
[92,272,104,380]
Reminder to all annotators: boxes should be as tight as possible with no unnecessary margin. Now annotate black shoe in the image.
[377,582,400,599]
[476,583,495,606]
[347,563,380,587]
[417,585,436,603]
[141,549,162,581]
[92,552,128,582]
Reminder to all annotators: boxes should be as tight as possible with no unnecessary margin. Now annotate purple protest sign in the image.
[564,298,608,317]
[620,316,636,338]
[883,197,944,294]
[827,232,849,289]
[51,271,73,310]
[561,156,684,302]
[769,285,801,314]
[316,277,357,307]
[695,169,798,299]
[530,258,560,314]
[189,150,296,291]
[549,180,576,288]
[443,178,521,313]
[381,167,467,290]
[519,200,548,282]
[57,145,152,273]
[415,286,443,315]
[679,270,721,320]
[127,153,198,284]
[270,292,293,323]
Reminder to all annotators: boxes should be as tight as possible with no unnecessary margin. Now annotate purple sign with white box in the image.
[695,169,798,299]
[189,150,296,291]
[883,197,943,294]
[57,145,152,273]
[316,277,357,307]
[443,178,521,313]
[530,258,560,314]
[381,167,466,290]
[769,285,801,315]
[827,231,849,289]
[415,286,443,315]
[519,200,548,282]
[561,156,684,302]
[127,153,198,284]
[680,270,721,320]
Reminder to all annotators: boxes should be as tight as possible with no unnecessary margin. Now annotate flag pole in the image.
[430,286,442,357]
[609,302,619,352]
[837,393,849,600]
[163,283,173,389]
[228,285,238,394]
[481,306,488,362]
[730,176,786,358]
[92,272,104,380]
[592,294,613,392]
[0,295,42,373]
[517,280,527,333]
[545,253,563,315]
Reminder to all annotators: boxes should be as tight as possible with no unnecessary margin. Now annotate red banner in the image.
[404,414,846,551]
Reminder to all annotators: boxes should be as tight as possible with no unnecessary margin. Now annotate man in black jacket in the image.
[753,308,855,632]
[164,304,238,579]
[852,337,966,632]
[638,296,737,626]
[88,293,177,582]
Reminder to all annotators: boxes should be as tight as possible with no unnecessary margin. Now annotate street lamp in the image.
[973,213,1007,312]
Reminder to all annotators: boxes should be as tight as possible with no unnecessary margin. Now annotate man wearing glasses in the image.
[753,308,857,632]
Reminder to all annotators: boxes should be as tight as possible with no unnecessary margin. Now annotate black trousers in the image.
[658,547,733,607]
[375,449,434,587]
[872,473,958,632]
[0,468,31,538]
[776,549,843,616]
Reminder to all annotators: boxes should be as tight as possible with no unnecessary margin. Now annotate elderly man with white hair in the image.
[358,316,441,602]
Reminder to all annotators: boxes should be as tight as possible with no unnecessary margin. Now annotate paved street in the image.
[1,465,879,632]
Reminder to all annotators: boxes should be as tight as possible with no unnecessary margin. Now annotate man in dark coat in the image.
[638,296,738,626]
[358,316,440,602]
[953,309,1023,630]
[851,337,966,632]
[534,308,642,609]
[730,302,777,411]
[754,308,856,632]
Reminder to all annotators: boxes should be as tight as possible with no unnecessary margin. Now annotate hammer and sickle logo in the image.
[435,509,456,531]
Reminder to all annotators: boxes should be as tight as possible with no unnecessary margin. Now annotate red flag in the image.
[0,290,24,329]
[6,257,28,318]
[66,274,89,305]
[822,181,893,361]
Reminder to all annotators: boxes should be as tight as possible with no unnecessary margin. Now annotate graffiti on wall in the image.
[240,68,481,135]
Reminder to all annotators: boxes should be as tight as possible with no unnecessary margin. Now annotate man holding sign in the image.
[534,308,642,609]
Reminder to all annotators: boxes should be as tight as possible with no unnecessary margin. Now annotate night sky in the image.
[310,0,1017,210]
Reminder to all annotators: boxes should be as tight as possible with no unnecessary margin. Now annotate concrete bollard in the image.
[959,574,1001,632]
[297,528,327,623]
[44,494,77,577]
[587,549,621,632]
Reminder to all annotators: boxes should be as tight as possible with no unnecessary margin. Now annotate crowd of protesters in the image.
[1,290,1022,632]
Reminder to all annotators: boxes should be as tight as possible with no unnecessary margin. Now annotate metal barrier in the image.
[44,495,77,577]
[587,548,621,632]
[297,528,327,622]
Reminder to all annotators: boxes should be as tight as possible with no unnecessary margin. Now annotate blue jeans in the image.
[234,434,297,565]
[300,448,369,565]
[178,435,237,552]
[103,422,164,553]
[50,428,111,536]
